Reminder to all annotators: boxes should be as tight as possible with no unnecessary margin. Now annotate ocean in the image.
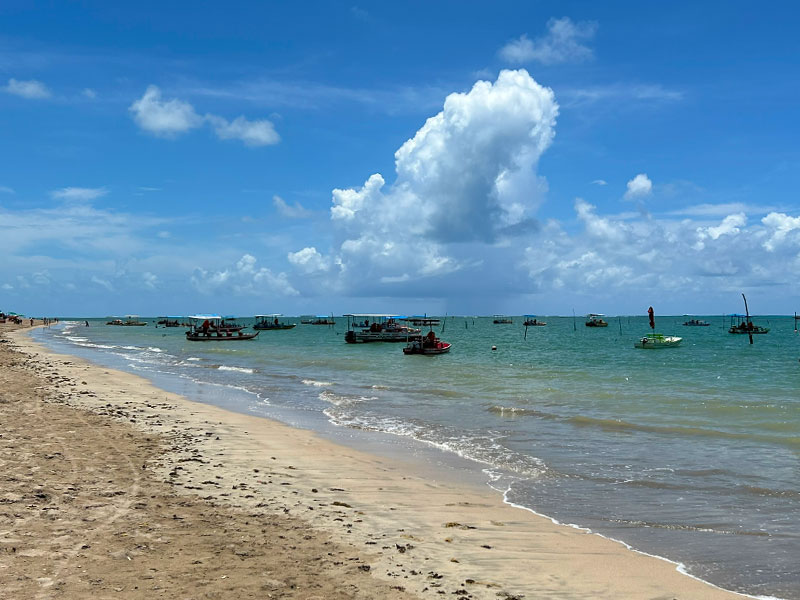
[34,315,800,599]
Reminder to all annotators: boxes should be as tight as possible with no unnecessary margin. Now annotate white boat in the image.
[635,306,681,348]
[344,314,421,343]
[634,333,682,349]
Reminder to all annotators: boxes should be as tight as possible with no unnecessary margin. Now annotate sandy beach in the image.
[1,322,753,600]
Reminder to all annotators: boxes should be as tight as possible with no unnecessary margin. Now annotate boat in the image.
[108,315,147,326]
[301,315,335,325]
[185,315,259,341]
[635,307,682,349]
[585,314,608,327]
[523,315,546,326]
[728,314,769,335]
[157,316,186,327]
[253,314,296,330]
[403,319,451,355]
[493,315,513,324]
[682,319,710,326]
[634,333,683,348]
[344,314,421,343]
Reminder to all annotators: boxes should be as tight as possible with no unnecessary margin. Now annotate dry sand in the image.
[1,322,752,599]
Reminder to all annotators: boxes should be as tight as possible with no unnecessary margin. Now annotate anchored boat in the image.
[635,307,682,349]
[344,314,420,343]
[253,314,296,330]
[585,314,608,327]
[403,319,451,355]
[185,315,259,341]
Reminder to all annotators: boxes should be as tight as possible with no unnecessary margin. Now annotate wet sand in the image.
[1,323,752,599]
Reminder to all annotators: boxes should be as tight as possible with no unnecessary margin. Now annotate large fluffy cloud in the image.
[295,69,558,295]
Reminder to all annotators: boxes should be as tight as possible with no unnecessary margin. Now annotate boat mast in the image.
[742,293,754,345]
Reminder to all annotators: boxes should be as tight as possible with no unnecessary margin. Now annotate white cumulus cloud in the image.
[624,173,653,200]
[291,69,557,295]
[499,18,597,65]
[207,115,280,146]
[761,212,800,251]
[130,85,280,147]
[192,254,298,296]
[287,247,330,274]
[129,85,204,137]
[3,78,51,99]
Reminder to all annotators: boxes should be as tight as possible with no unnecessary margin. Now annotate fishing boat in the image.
[157,316,185,327]
[344,314,420,343]
[253,314,296,330]
[585,314,608,327]
[523,315,546,326]
[108,315,148,326]
[403,319,451,355]
[682,318,710,326]
[635,307,682,349]
[301,315,335,325]
[185,315,258,341]
[493,315,513,324]
[728,314,769,334]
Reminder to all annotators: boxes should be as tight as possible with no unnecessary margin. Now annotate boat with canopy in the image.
[185,315,259,341]
[253,314,296,330]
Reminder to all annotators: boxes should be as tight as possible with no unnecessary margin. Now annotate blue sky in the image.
[2,1,799,317]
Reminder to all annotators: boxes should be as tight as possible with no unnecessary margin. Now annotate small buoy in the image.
[491,345,497,351]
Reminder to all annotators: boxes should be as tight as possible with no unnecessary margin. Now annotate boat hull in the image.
[634,335,682,349]
[253,324,296,330]
[186,332,259,341]
[403,342,451,355]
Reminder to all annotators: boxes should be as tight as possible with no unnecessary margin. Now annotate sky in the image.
[2,1,799,317]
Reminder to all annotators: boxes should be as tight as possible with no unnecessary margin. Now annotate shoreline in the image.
[5,324,763,599]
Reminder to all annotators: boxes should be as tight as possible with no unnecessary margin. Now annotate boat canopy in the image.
[343,313,404,318]
[187,314,222,321]
[255,314,283,318]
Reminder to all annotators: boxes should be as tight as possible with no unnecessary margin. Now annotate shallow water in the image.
[36,315,800,599]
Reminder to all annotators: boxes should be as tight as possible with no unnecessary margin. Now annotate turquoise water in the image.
[36,316,800,599]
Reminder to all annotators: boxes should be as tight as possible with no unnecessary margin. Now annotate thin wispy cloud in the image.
[273,195,311,218]
[50,187,108,202]
[0,185,15,194]
[591,179,607,186]
[185,79,448,116]
[499,18,597,65]
[3,77,51,99]
[560,83,684,107]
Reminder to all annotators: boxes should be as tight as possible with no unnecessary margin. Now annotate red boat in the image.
[403,322,451,355]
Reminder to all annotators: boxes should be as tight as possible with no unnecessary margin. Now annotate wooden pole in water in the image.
[572,309,577,332]
[742,293,754,345]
